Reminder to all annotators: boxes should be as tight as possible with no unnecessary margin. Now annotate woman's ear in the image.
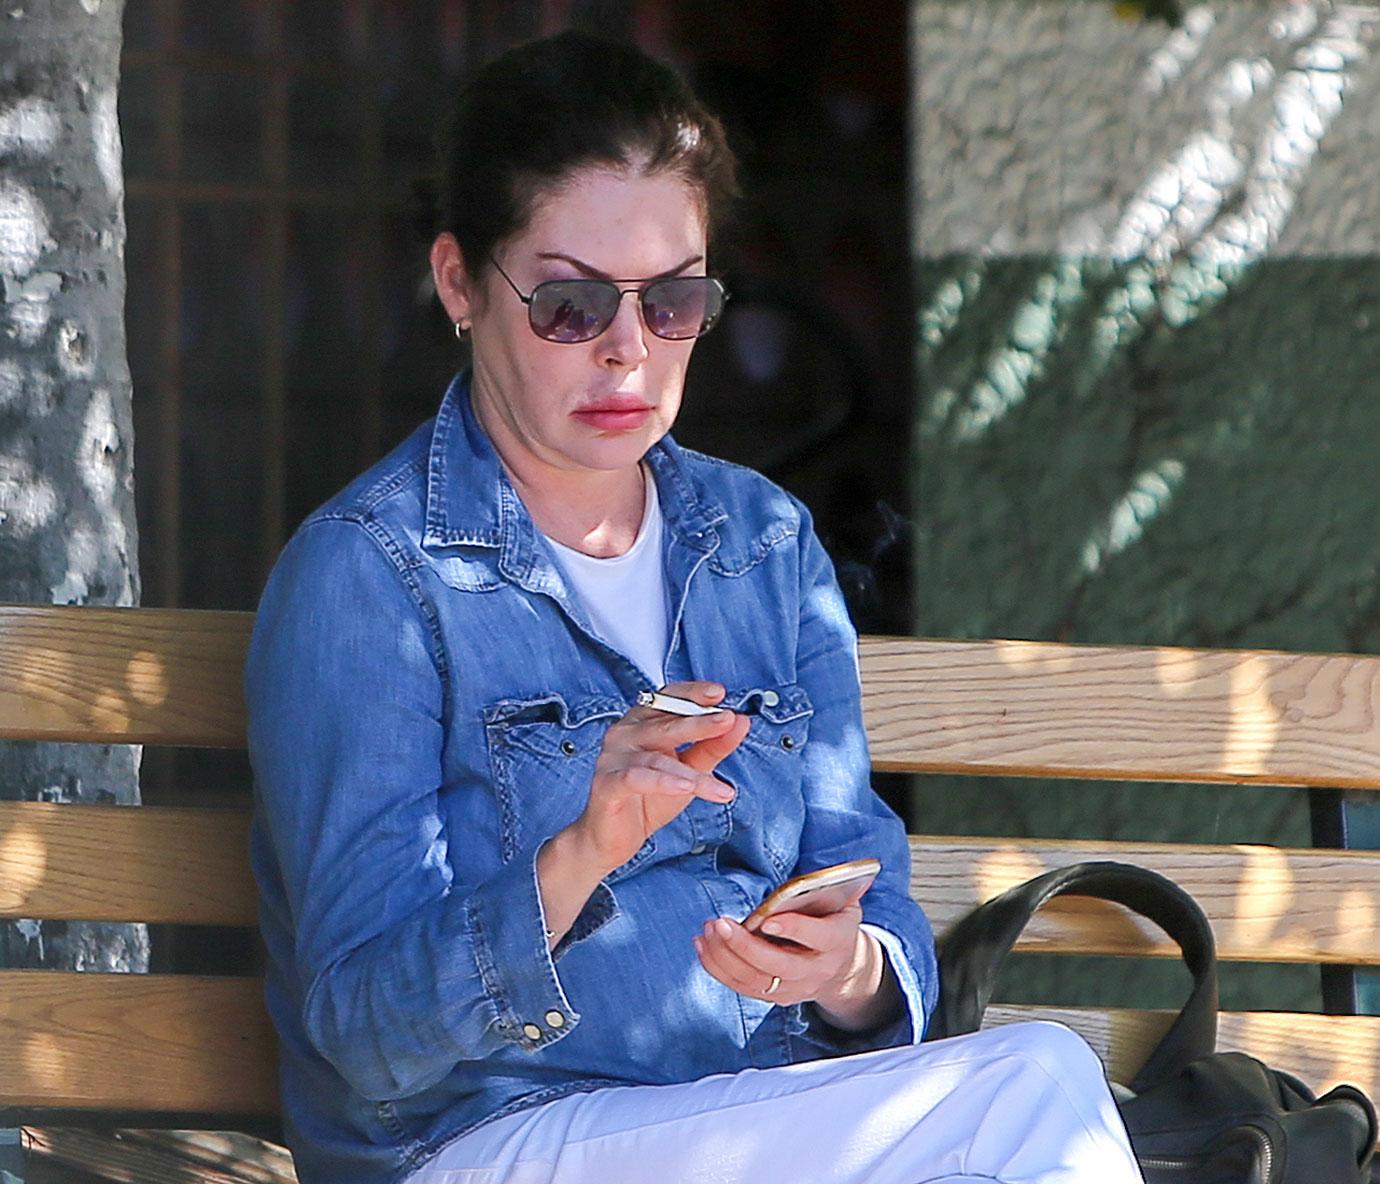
[430,233,475,330]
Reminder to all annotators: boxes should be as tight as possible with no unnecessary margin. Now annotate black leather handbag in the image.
[924,860,1378,1183]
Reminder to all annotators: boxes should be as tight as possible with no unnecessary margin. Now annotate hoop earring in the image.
[454,321,468,340]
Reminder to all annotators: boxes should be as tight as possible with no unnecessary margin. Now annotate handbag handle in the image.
[924,860,1219,1093]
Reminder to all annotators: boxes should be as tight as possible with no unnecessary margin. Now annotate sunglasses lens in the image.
[642,278,724,340]
[528,281,621,343]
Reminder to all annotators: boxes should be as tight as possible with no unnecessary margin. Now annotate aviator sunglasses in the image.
[490,256,728,344]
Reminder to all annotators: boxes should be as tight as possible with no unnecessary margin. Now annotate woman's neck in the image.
[473,393,647,558]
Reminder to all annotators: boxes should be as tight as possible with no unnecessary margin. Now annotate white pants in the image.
[404,1022,1144,1184]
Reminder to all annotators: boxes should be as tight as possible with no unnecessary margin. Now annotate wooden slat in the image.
[25,1128,297,1184]
[0,971,277,1115]
[0,606,252,747]
[861,636,1380,788]
[911,835,1380,965]
[986,1005,1380,1099]
[0,802,256,926]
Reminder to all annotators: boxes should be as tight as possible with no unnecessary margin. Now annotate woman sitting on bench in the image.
[244,30,1144,1184]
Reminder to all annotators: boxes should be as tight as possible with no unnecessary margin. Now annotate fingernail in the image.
[762,921,782,936]
[714,918,733,938]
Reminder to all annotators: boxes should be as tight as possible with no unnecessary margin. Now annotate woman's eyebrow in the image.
[535,251,704,280]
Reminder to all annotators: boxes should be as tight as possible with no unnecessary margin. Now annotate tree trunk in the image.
[0,0,145,973]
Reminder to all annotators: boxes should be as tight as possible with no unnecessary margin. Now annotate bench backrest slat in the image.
[0,971,277,1116]
[910,836,1380,964]
[0,801,256,926]
[8,607,1380,788]
[862,636,1380,788]
[0,606,250,747]
[3,796,1376,966]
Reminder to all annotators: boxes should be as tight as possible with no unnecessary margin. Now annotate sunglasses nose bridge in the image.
[599,285,654,348]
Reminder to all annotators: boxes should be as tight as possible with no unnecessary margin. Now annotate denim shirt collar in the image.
[421,370,729,582]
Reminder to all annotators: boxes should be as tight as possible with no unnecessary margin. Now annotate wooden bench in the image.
[2,604,1379,1180]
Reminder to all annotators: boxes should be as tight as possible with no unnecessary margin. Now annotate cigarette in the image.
[636,691,728,716]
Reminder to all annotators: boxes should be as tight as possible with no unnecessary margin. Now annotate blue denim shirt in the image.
[245,372,939,1184]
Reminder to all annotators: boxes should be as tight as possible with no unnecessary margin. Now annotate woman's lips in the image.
[572,403,653,431]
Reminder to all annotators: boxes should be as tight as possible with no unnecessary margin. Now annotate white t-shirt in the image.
[544,467,669,687]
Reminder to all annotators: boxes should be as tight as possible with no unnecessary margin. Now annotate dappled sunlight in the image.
[1226,844,1293,948]
[126,649,170,707]
[0,452,58,538]
[1080,459,1186,576]
[990,637,1076,673]
[944,263,1086,441]
[17,1031,76,1102]
[87,685,131,733]
[918,262,985,356]
[1143,5,1217,94]
[14,640,74,701]
[1221,1011,1380,1095]
[1153,646,1208,698]
[0,819,47,911]
[975,847,1046,905]
[1338,886,1379,953]
[1223,655,1283,776]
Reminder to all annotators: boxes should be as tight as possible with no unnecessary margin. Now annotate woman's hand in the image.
[693,904,903,1033]
[565,680,750,878]
[538,681,748,945]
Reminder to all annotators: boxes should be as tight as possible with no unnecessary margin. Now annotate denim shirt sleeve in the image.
[245,517,613,1103]
[786,501,939,1050]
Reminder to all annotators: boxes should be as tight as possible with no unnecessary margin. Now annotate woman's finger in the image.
[693,933,772,997]
[600,759,735,804]
[701,917,814,981]
[755,904,862,953]
[677,711,751,773]
[658,680,728,707]
[605,707,738,753]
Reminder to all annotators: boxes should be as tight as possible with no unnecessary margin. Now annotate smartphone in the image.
[742,858,881,934]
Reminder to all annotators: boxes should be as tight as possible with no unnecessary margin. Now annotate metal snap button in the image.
[522,1022,543,1041]
[545,1010,566,1029]
[780,735,795,750]
[560,739,577,756]
[761,689,780,707]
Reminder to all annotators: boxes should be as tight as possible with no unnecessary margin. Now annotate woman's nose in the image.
[599,290,651,367]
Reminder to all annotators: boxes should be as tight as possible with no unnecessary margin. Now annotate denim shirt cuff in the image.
[465,845,615,1053]
[860,923,926,1044]
[549,878,619,958]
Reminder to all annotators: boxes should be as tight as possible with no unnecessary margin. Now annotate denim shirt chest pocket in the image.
[718,684,814,878]
[484,693,625,868]
[482,685,812,876]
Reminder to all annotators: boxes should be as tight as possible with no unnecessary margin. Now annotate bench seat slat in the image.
[0,801,257,926]
[987,1005,1380,1100]
[0,605,251,747]
[0,971,277,1115]
[23,1128,297,1184]
[912,835,1380,965]
[862,636,1380,788]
